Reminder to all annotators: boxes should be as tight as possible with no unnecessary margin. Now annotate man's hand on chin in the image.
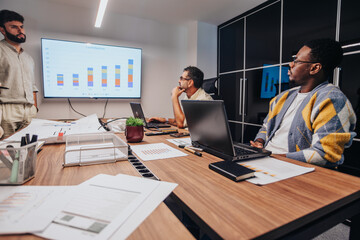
[171,86,185,99]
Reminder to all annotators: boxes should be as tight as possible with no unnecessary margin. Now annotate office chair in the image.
[202,77,221,100]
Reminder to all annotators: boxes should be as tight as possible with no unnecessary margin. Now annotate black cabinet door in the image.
[339,53,360,138]
[340,141,360,177]
[243,124,261,143]
[246,1,281,68]
[219,72,242,121]
[219,19,244,73]
[340,0,360,43]
[229,121,243,143]
[282,0,338,63]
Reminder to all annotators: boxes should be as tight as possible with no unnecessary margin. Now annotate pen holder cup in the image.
[0,142,37,185]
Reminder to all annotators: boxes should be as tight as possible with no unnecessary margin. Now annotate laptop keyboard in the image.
[234,146,256,155]
[147,122,160,128]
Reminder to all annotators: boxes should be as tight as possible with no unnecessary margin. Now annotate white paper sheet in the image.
[238,157,315,185]
[167,137,192,147]
[36,174,177,240]
[0,186,73,234]
[4,114,106,144]
[110,174,177,239]
[131,143,187,161]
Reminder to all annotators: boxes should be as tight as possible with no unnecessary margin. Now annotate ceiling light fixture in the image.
[95,0,109,28]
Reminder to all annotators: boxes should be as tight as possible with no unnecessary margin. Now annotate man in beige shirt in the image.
[150,66,213,128]
[0,10,38,138]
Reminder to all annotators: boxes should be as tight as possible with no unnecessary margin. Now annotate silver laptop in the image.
[130,102,171,129]
[181,100,271,161]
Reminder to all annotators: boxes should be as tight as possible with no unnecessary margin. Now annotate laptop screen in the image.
[181,100,235,157]
[130,103,148,127]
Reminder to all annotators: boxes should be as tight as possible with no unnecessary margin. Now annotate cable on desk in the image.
[102,99,109,118]
[97,117,128,130]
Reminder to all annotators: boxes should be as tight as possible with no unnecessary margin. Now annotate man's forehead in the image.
[5,21,23,26]
[182,71,189,76]
[297,46,311,58]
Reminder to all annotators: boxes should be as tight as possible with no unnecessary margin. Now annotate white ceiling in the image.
[46,0,268,25]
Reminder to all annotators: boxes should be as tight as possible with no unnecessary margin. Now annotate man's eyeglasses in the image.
[291,55,318,65]
[180,76,191,81]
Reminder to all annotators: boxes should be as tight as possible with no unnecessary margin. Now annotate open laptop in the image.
[181,100,271,161]
[130,102,171,129]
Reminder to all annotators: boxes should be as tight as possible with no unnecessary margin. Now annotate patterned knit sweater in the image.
[255,81,357,168]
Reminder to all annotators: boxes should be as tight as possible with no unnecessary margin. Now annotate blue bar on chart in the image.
[73,74,79,86]
[87,67,93,87]
[115,65,120,87]
[102,66,107,87]
[57,74,64,86]
[128,59,133,88]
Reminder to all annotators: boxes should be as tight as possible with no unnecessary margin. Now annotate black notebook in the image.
[209,161,255,182]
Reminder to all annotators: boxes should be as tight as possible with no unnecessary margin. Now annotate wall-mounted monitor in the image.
[260,64,289,99]
[41,38,142,98]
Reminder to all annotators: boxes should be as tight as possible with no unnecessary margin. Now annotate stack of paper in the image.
[4,114,106,144]
[0,174,177,239]
[0,186,72,234]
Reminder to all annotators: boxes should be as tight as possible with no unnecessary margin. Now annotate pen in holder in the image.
[0,142,38,185]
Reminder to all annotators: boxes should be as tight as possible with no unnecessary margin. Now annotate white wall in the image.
[185,21,218,79]
[1,0,217,120]
[197,22,218,79]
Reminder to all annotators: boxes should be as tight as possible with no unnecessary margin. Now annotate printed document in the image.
[0,186,73,234]
[238,157,315,185]
[4,114,106,144]
[131,143,187,161]
[36,174,177,240]
[167,137,192,147]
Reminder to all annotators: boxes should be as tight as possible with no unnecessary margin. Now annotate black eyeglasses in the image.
[291,55,318,65]
[179,76,191,81]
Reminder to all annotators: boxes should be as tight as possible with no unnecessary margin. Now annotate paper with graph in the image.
[131,143,187,161]
[238,157,314,185]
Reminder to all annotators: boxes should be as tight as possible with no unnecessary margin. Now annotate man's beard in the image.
[4,28,26,43]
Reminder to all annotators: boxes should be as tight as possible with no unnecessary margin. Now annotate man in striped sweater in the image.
[251,39,356,168]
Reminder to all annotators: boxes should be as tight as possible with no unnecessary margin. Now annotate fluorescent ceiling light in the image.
[95,0,109,28]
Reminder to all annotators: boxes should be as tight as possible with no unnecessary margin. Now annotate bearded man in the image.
[0,10,38,138]
[149,66,213,128]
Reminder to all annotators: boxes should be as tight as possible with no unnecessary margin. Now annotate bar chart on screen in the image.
[42,38,141,98]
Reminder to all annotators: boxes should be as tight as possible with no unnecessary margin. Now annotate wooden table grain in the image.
[0,143,194,240]
[125,133,360,239]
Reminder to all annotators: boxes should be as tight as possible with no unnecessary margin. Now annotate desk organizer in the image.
[63,133,128,167]
[0,141,37,185]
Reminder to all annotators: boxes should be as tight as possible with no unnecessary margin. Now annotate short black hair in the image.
[0,10,24,27]
[304,38,343,78]
[183,66,204,88]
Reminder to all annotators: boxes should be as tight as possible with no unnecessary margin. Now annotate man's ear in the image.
[309,63,322,75]
[188,79,194,88]
[0,26,5,36]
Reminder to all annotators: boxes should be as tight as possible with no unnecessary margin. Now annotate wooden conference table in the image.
[124,132,360,240]
[0,144,194,240]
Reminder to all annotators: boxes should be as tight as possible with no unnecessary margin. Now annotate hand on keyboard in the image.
[148,117,166,123]
[250,140,264,148]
